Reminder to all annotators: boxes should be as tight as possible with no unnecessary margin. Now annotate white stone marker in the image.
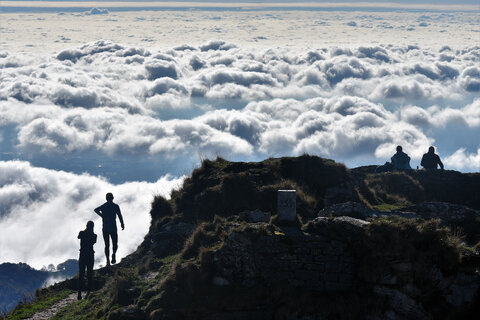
[277,190,296,222]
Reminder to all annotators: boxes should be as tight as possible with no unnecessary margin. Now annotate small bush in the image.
[109,270,136,306]
[364,171,424,205]
[359,217,462,282]
[181,220,227,260]
[150,195,173,221]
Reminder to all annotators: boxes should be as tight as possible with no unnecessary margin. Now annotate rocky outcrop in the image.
[194,216,479,320]
[318,201,381,219]
[318,201,479,222]
[213,218,361,292]
[239,209,271,223]
[374,286,431,320]
[141,220,194,258]
[404,201,480,222]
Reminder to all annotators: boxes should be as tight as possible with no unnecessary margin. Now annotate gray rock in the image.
[402,283,421,298]
[239,209,271,223]
[212,276,230,286]
[374,286,431,320]
[444,273,480,307]
[380,273,398,285]
[323,182,357,207]
[391,261,412,272]
[150,221,195,256]
[318,201,417,220]
[403,202,480,222]
[304,216,370,242]
[318,201,380,219]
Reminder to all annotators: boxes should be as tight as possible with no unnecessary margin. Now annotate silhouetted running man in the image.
[391,145,412,170]
[78,221,96,300]
[421,146,444,170]
[94,193,124,267]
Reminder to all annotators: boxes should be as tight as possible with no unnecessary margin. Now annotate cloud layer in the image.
[0,160,183,268]
[1,41,479,172]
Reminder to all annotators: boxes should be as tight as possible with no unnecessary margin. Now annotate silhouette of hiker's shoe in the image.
[86,291,91,298]
[111,254,116,264]
[77,292,82,300]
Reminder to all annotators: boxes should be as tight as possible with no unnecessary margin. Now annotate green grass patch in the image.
[50,288,108,320]
[7,289,73,320]
[53,255,181,320]
[372,203,405,212]
[156,254,180,278]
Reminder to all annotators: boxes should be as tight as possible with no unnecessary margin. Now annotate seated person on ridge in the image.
[421,146,444,170]
[391,145,412,170]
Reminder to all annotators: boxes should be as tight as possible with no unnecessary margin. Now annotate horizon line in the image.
[1,1,479,11]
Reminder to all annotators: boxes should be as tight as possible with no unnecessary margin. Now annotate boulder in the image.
[403,201,480,222]
[317,201,417,219]
[443,273,480,307]
[318,201,379,219]
[304,216,369,242]
[374,286,431,320]
[239,209,271,223]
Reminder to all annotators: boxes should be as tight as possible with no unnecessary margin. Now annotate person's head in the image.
[86,220,94,231]
[106,192,114,202]
[428,146,435,153]
[396,145,402,153]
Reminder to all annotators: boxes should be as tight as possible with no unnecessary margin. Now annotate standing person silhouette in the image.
[94,193,125,267]
[78,221,96,300]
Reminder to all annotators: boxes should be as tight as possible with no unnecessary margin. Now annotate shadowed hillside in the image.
[0,260,78,313]
[6,155,480,320]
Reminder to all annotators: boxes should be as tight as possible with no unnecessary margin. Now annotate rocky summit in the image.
[6,155,480,320]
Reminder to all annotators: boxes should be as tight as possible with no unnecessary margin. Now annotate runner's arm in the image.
[117,206,125,230]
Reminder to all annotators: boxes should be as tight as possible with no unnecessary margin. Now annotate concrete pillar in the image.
[277,190,296,222]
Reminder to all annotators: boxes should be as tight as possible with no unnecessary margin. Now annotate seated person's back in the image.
[391,145,412,170]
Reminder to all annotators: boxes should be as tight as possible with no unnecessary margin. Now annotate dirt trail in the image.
[25,293,77,320]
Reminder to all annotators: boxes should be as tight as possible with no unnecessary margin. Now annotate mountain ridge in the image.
[5,155,480,319]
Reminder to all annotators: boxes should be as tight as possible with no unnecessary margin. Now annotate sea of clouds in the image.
[1,39,479,267]
[1,40,480,165]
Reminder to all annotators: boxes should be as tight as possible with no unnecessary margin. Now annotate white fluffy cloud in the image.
[0,160,184,269]
[1,41,479,172]
[444,148,480,170]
